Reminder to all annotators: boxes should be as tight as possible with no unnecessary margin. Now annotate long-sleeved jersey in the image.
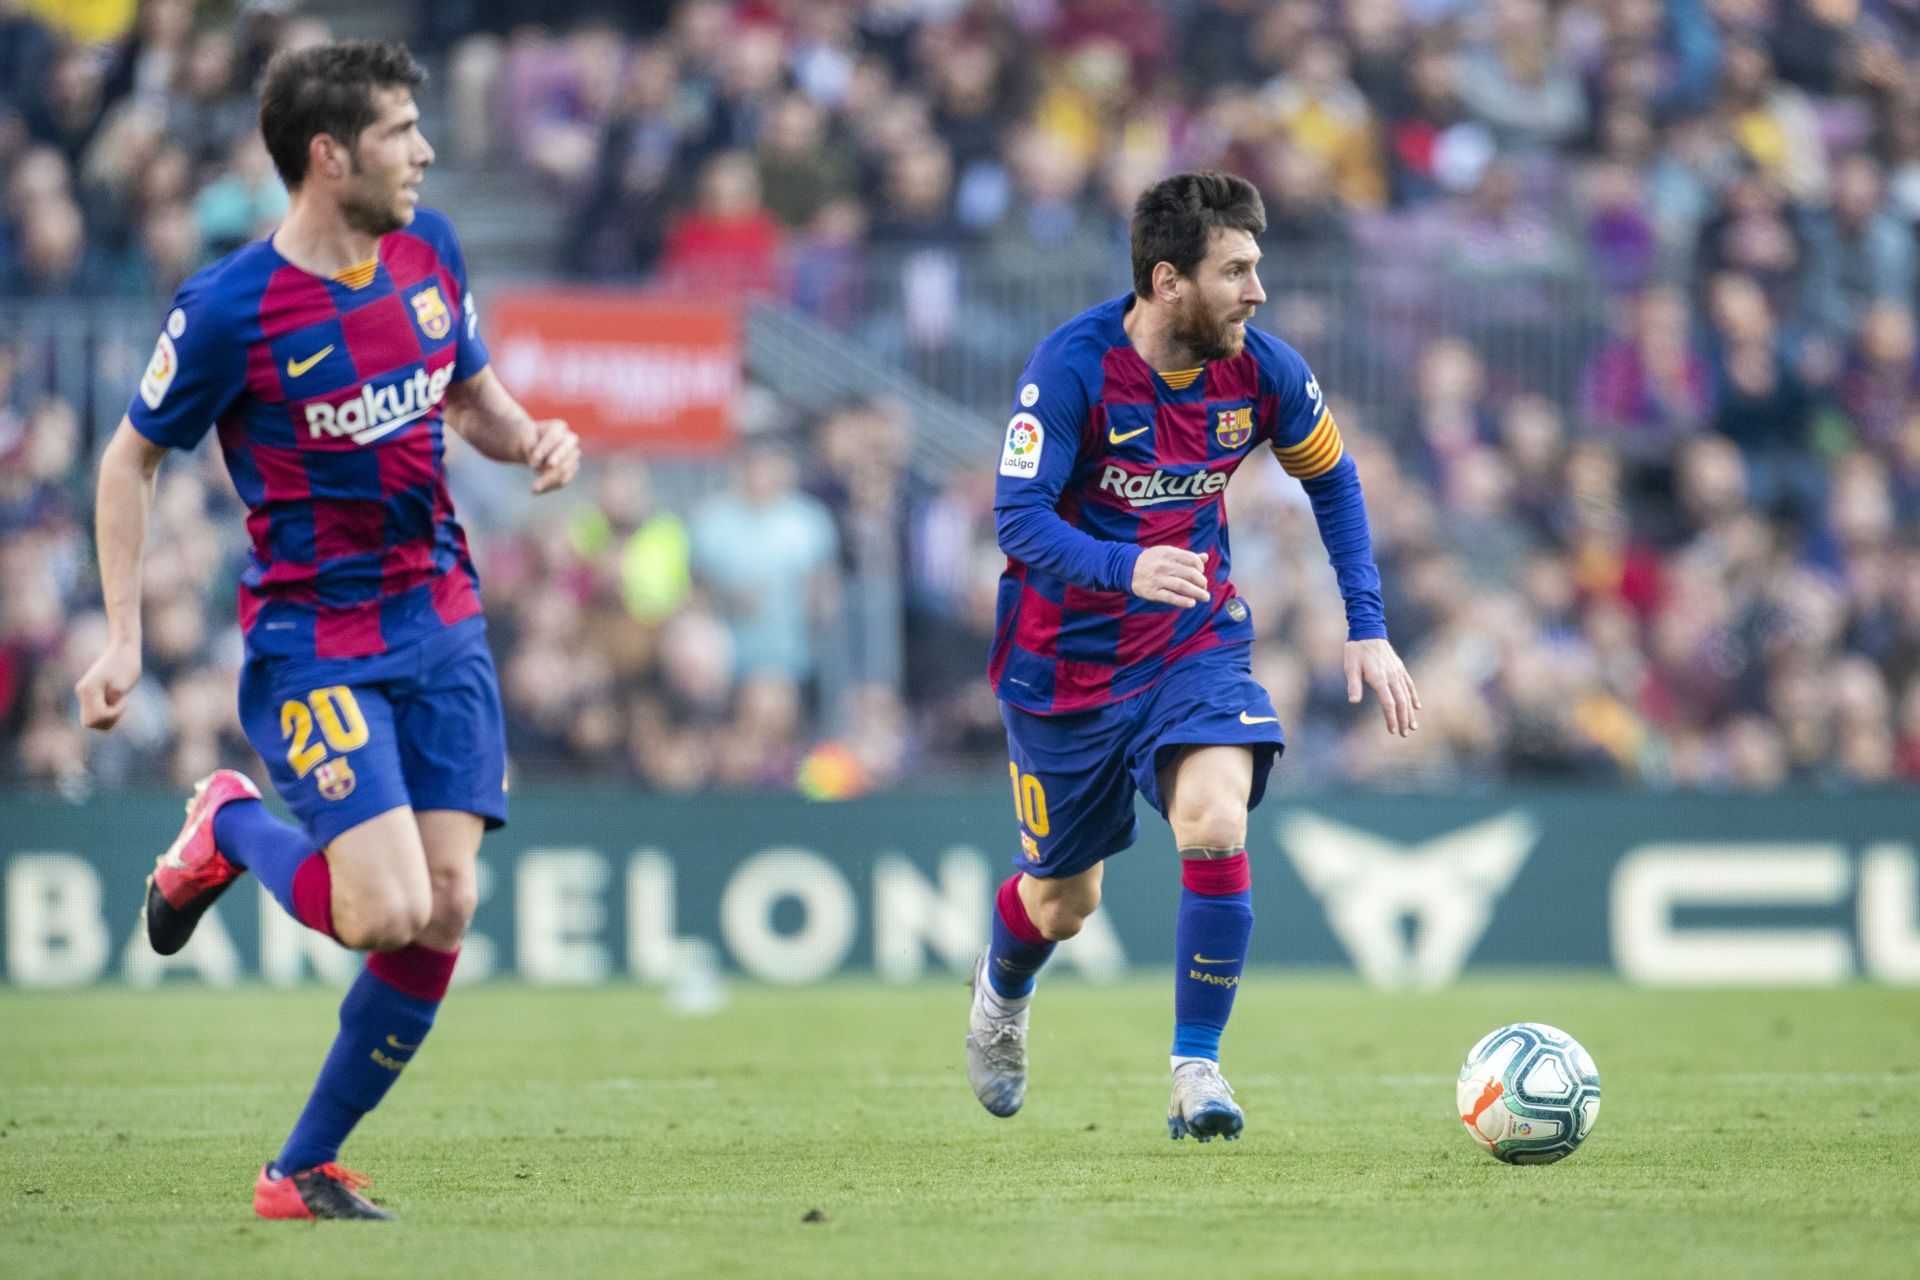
[988,293,1385,715]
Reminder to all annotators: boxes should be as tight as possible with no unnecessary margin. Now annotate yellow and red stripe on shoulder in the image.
[1272,407,1343,479]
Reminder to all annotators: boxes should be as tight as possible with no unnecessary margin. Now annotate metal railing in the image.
[743,301,998,476]
[806,248,1614,428]
[1,301,159,451]
[4,245,1613,450]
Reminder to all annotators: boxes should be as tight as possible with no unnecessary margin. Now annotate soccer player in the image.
[968,171,1418,1141]
[73,41,580,1219]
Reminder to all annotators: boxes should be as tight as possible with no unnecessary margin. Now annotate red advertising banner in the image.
[485,291,741,453]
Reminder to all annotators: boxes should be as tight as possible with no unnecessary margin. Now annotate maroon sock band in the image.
[366,942,460,1003]
[289,855,337,939]
[1181,852,1251,896]
[996,874,1050,946]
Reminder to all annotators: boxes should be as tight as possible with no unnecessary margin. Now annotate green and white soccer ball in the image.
[1457,1022,1601,1164]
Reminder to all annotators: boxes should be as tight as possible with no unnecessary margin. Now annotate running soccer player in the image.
[968,171,1418,1141]
[73,41,580,1219]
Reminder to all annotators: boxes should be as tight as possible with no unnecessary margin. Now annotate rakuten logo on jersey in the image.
[305,365,454,445]
[1097,465,1229,507]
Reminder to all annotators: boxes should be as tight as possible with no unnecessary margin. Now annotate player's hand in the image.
[1131,546,1210,608]
[75,640,142,732]
[525,418,580,494]
[1345,637,1419,737]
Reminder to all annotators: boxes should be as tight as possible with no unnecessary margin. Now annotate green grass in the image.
[2,977,1918,1280]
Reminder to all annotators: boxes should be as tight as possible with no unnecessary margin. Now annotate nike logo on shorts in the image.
[1239,712,1278,725]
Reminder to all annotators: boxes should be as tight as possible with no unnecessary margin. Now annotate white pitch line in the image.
[7,1071,1915,1098]
[853,1071,1920,1090]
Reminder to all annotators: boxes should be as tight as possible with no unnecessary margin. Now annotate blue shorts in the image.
[999,644,1284,879]
[238,615,509,848]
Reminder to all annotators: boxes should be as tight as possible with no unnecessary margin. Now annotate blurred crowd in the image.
[6,0,1920,793]
[0,0,324,298]
[459,0,1920,342]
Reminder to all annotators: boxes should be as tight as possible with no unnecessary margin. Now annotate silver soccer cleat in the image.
[1168,1059,1243,1142]
[966,949,1029,1118]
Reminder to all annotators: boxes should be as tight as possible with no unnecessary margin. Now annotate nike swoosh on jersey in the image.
[1238,712,1278,725]
[1108,425,1151,444]
[286,345,334,377]
[1192,955,1239,965]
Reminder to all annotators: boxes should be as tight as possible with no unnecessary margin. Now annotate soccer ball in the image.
[1456,1022,1601,1164]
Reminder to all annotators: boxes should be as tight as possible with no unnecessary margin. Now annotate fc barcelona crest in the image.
[1215,406,1253,449]
[410,285,452,340]
[315,757,357,802]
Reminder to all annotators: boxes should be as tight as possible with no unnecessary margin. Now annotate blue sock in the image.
[986,874,1054,1000]
[1172,853,1254,1062]
[213,799,319,917]
[274,960,444,1174]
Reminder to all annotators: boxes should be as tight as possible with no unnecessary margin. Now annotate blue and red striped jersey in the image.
[989,293,1385,716]
[128,208,488,661]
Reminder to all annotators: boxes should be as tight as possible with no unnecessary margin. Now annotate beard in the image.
[339,161,408,237]
[1169,292,1246,361]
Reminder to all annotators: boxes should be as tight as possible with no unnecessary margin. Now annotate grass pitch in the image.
[2,976,1917,1280]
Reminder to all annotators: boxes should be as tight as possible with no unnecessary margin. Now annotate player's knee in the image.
[347,919,422,952]
[338,896,432,952]
[1032,902,1084,941]
[1171,794,1248,852]
[430,868,479,933]
[1031,886,1099,941]
[339,919,407,952]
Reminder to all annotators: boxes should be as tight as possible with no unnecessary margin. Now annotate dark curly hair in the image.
[258,40,427,188]
[1129,171,1267,299]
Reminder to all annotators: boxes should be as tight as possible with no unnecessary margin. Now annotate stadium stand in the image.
[5,0,1920,793]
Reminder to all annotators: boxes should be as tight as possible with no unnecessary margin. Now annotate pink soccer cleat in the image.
[143,769,261,955]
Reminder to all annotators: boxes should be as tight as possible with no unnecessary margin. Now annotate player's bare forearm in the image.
[444,367,581,492]
[443,366,535,461]
[75,419,166,729]
[94,419,166,645]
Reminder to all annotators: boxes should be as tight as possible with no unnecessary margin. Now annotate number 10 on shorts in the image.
[1007,763,1050,837]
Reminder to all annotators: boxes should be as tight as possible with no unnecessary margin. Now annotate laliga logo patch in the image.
[139,333,178,409]
[315,757,357,801]
[1215,406,1253,449]
[1000,413,1044,478]
[1226,597,1249,623]
[410,285,452,340]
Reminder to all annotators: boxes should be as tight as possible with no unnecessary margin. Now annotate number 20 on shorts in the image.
[1007,763,1050,837]
[281,686,369,777]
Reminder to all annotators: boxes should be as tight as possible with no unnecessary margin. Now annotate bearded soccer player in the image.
[73,41,580,1219]
[968,171,1419,1141]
